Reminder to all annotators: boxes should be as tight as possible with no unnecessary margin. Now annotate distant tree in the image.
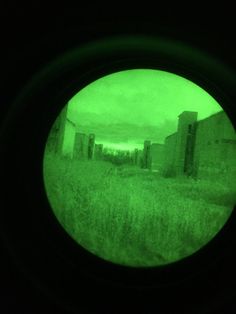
[102,149,133,166]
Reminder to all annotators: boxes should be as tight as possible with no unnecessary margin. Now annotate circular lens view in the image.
[43,69,236,267]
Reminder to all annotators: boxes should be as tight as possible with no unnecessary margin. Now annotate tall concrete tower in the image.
[175,111,198,175]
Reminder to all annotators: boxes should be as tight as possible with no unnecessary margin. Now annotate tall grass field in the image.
[43,152,236,267]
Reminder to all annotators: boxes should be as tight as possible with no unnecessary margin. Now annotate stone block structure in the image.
[88,133,95,160]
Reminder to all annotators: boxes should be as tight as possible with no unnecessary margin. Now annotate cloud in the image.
[75,120,177,146]
[65,69,223,150]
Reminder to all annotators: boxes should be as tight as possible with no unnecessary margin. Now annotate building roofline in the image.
[164,110,224,141]
[165,132,177,139]
[151,143,164,146]
[66,118,76,127]
[178,111,198,117]
[196,110,224,124]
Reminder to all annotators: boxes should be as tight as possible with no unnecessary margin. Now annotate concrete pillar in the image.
[88,133,95,159]
[73,132,89,159]
[143,140,152,169]
[175,111,198,176]
[53,104,68,155]
[184,122,197,176]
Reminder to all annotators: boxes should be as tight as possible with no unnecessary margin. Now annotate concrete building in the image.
[150,143,164,172]
[49,104,98,160]
[162,110,236,181]
[193,111,236,180]
[46,104,76,158]
[49,104,236,183]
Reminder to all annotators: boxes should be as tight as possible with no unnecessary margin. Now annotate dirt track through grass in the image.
[43,152,236,266]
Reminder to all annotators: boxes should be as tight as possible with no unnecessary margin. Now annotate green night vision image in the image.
[43,69,236,267]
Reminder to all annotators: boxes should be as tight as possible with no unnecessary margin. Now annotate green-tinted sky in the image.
[67,69,222,150]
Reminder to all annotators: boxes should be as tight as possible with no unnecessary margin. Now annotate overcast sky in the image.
[66,69,222,150]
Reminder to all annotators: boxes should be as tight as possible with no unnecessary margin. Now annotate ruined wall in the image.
[46,104,75,157]
[133,148,143,167]
[162,111,198,177]
[55,106,68,155]
[62,118,76,158]
[162,110,236,181]
[142,140,152,169]
[134,142,164,171]
[88,133,95,160]
[73,133,96,160]
[45,116,61,154]
[150,143,164,172]
[73,133,89,159]
[162,133,177,177]
[175,111,198,175]
[193,111,236,181]
[184,121,197,176]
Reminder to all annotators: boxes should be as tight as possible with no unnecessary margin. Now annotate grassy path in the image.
[43,153,235,267]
